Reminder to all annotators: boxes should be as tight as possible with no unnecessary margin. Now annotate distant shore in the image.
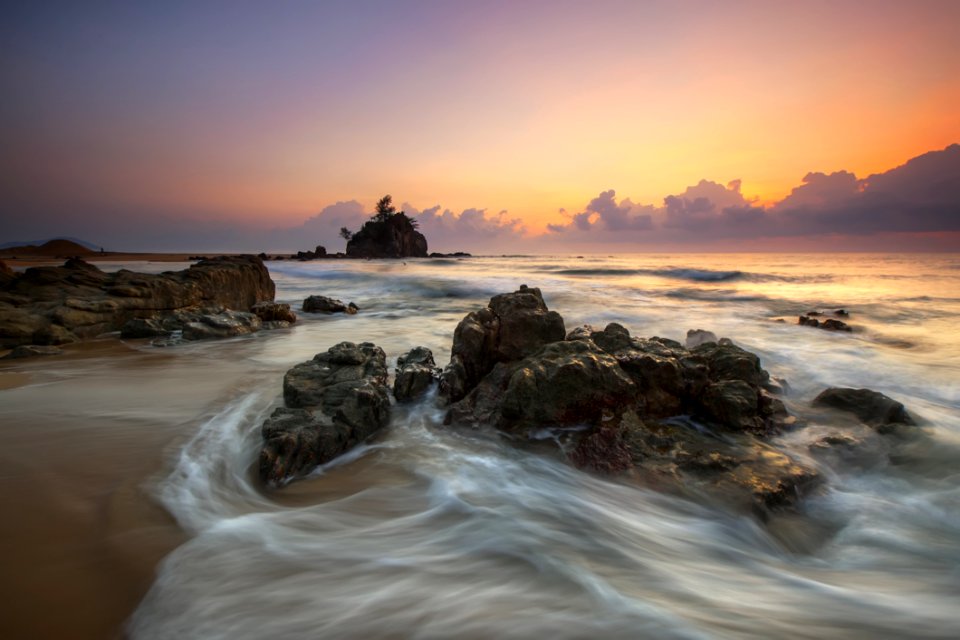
[0,252,220,268]
[0,251,472,268]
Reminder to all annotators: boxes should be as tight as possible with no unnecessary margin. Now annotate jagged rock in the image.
[393,346,439,402]
[617,412,820,516]
[251,301,297,323]
[0,256,275,348]
[813,387,914,431]
[2,344,63,359]
[446,339,636,433]
[442,288,815,517]
[259,342,390,486]
[302,295,359,314]
[346,213,427,258]
[440,285,565,402]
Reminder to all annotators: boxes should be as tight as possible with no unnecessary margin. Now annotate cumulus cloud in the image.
[774,144,960,236]
[547,189,655,234]
[545,144,959,248]
[403,203,528,251]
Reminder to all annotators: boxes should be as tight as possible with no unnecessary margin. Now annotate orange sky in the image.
[2,1,958,246]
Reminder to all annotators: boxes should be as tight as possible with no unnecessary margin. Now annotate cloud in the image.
[544,144,960,248]
[774,144,960,235]
[403,203,528,251]
[547,189,654,235]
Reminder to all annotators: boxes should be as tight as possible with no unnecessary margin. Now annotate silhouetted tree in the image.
[339,227,353,241]
[373,194,396,222]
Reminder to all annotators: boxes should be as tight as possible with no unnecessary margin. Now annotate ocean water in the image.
[2,254,959,639]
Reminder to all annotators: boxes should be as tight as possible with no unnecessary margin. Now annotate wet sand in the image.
[0,339,267,639]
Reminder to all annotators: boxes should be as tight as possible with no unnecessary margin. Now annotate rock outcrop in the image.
[346,213,427,259]
[439,285,565,402]
[0,256,276,348]
[441,288,815,516]
[393,347,440,402]
[302,296,358,314]
[259,342,391,486]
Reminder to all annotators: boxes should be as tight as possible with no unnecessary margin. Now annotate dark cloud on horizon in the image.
[547,144,960,246]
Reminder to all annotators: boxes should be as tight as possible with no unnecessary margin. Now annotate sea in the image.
[1,253,958,639]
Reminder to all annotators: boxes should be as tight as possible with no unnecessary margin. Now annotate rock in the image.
[685,329,718,348]
[799,312,852,332]
[120,318,167,339]
[121,307,263,341]
[2,344,63,359]
[259,342,391,486]
[181,310,261,340]
[439,285,565,402]
[428,252,472,258]
[346,213,428,258]
[302,295,358,314]
[442,288,813,517]
[0,260,14,287]
[251,301,297,323]
[446,339,636,433]
[0,255,275,348]
[618,412,820,517]
[813,387,914,430]
[393,346,439,402]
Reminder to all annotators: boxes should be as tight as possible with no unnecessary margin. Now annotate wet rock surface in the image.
[798,310,853,332]
[259,342,390,485]
[393,347,439,402]
[442,290,815,516]
[250,301,297,324]
[2,344,64,359]
[120,306,263,342]
[0,256,275,348]
[439,285,565,402]
[813,387,914,430]
[302,295,359,314]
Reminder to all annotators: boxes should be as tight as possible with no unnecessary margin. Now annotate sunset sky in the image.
[2,0,958,252]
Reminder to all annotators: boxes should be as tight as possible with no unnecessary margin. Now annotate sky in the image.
[1,0,958,252]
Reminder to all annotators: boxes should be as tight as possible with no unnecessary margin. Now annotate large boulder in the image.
[393,346,439,402]
[259,342,390,486]
[439,285,565,401]
[0,255,275,348]
[813,387,914,430]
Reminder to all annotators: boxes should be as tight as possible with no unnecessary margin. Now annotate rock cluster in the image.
[0,256,276,348]
[798,310,853,332]
[257,285,919,523]
[439,287,809,515]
